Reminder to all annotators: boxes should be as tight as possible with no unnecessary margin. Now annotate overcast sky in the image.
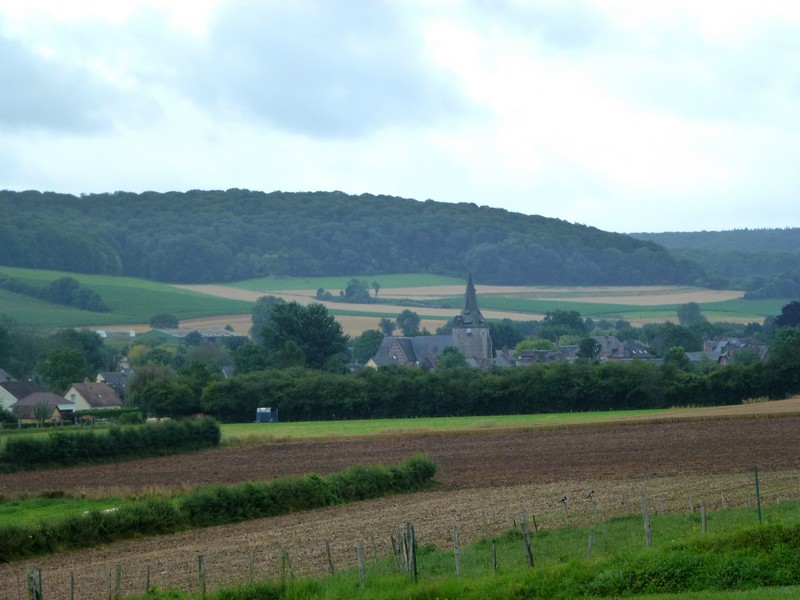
[1,1,799,233]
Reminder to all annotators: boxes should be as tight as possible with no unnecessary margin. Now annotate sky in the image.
[1,0,799,234]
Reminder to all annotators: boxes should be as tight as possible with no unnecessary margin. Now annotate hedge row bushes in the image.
[0,455,437,562]
[0,417,221,472]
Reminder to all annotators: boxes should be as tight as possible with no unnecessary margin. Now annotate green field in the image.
[0,266,790,329]
[219,408,674,443]
[0,266,252,328]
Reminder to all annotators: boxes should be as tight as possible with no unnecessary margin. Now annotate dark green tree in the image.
[233,343,269,374]
[371,281,381,299]
[576,337,601,360]
[149,313,179,329]
[437,347,467,369]
[775,301,800,328]
[249,295,285,343]
[37,347,92,392]
[378,318,395,336]
[677,302,705,326]
[261,301,349,370]
[352,330,384,364]
[396,310,421,337]
[342,279,371,303]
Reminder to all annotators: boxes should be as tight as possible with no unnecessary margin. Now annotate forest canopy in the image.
[0,189,694,286]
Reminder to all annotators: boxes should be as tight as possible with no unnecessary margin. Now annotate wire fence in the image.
[8,465,800,600]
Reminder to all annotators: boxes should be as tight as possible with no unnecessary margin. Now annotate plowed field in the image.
[2,411,800,598]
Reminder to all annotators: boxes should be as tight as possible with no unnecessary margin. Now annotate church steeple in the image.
[460,272,487,327]
[451,273,493,364]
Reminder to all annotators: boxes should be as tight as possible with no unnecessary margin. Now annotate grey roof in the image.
[0,368,15,382]
[371,335,454,368]
[13,392,66,420]
[67,381,123,408]
[0,381,46,401]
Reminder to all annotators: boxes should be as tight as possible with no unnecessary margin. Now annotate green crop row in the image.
[0,417,221,472]
[0,455,437,563]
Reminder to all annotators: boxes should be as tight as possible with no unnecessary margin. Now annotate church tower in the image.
[451,274,493,364]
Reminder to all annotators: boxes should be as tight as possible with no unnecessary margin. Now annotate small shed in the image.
[256,407,278,423]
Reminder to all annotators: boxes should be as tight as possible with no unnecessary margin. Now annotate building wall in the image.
[452,325,493,362]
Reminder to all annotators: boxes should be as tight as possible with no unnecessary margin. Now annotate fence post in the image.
[198,554,206,597]
[640,491,652,548]
[357,543,365,588]
[519,515,534,567]
[26,564,42,600]
[754,466,763,524]
[325,540,336,575]
[405,522,417,583]
[700,500,708,534]
[452,524,462,577]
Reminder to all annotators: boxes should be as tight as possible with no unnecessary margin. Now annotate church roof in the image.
[454,273,488,328]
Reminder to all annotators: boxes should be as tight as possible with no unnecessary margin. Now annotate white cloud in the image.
[0,0,799,232]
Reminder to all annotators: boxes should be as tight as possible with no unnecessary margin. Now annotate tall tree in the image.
[775,301,800,328]
[396,310,421,337]
[250,295,285,343]
[261,301,349,370]
[352,330,384,364]
[37,347,92,393]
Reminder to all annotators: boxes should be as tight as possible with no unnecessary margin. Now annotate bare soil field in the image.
[1,404,799,598]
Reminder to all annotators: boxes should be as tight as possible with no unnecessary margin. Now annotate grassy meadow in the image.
[0,265,789,330]
[219,408,675,443]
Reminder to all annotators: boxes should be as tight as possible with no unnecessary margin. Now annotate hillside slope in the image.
[1,189,692,286]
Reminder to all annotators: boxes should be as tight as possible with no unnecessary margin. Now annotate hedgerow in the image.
[0,417,221,472]
[0,455,437,563]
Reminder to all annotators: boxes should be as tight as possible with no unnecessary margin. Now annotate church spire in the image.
[460,272,487,327]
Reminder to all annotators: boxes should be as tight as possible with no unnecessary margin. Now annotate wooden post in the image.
[248,554,254,582]
[492,542,497,574]
[700,500,708,534]
[145,565,151,594]
[452,524,462,577]
[198,554,206,597]
[406,522,417,583]
[640,491,652,548]
[325,540,336,575]
[357,543,365,588]
[70,571,75,600]
[280,548,293,582]
[587,527,594,558]
[26,564,42,600]
[370,533,378,562]
[390,536,402,572]
[755,466,763,524]
[520,515,534,567]
[112,564,122,599]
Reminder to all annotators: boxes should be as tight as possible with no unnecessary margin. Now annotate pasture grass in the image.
[432,293,788,322]
[0,266,252,327]
[127,501,800,599]
[220,407,687,443]
[0,494,122,526]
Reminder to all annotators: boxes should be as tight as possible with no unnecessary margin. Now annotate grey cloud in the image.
[172,1,472,137]
[0,33,122,133]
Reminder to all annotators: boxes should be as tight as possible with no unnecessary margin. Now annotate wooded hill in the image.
[632,229,800,299]
[0,189,693,286]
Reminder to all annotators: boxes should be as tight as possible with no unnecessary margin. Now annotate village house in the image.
[12,391,69,424]
[63,380,123,411]
[0,380,47,412]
